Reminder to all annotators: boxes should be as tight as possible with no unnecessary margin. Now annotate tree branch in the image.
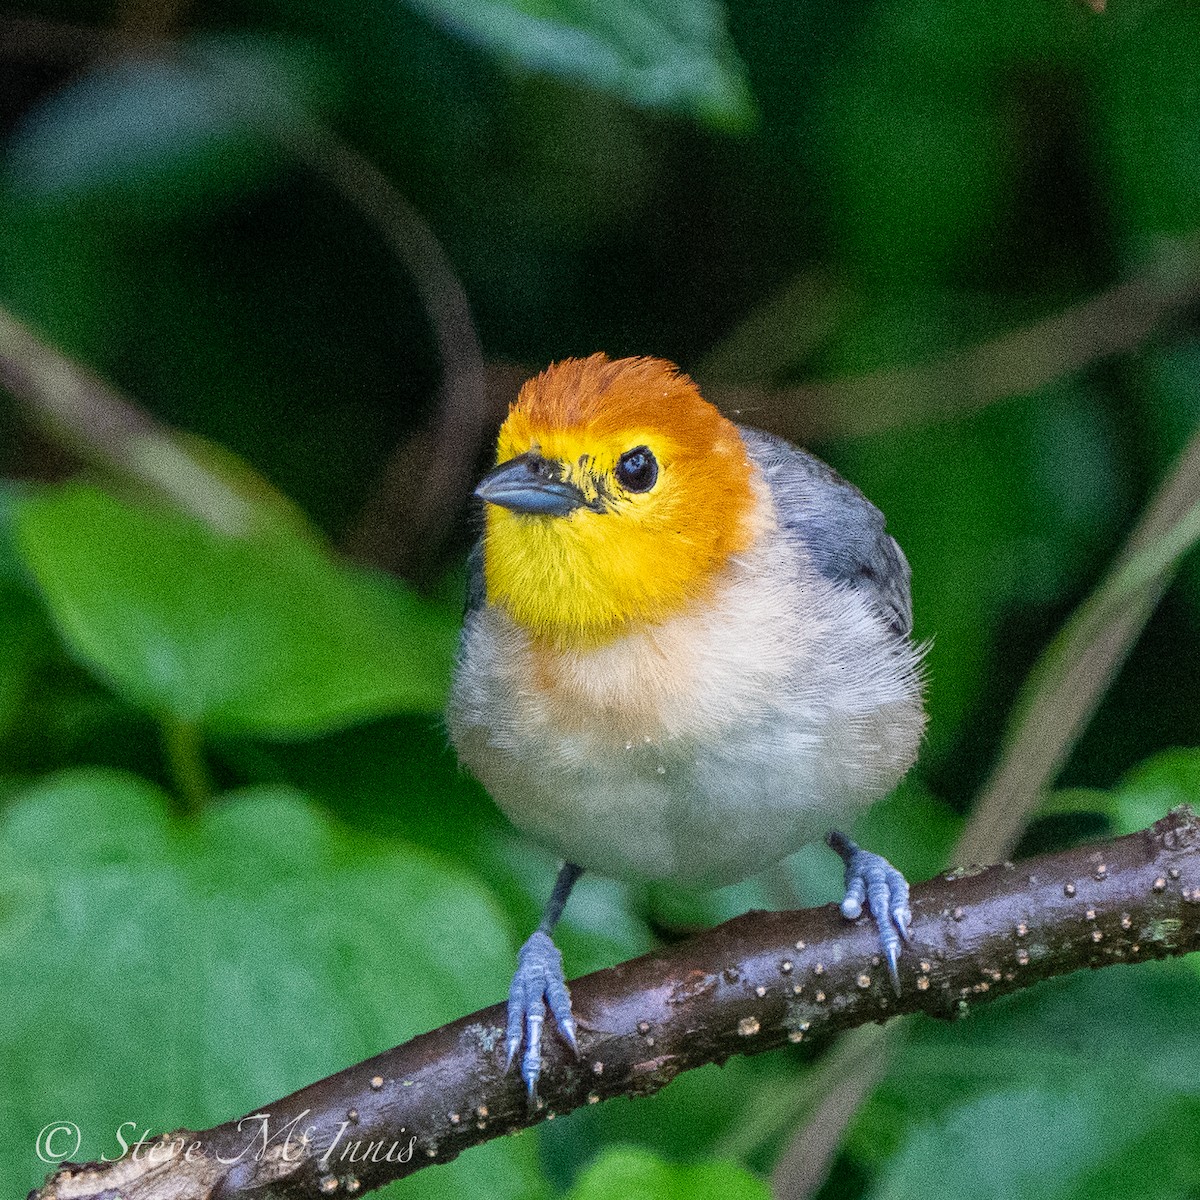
[34,807,1200,1200]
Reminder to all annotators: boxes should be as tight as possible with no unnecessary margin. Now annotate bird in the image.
[447,353,925,1098]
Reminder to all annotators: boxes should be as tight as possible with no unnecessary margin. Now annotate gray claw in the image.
[505,930,575,1100]
[827,831,913,994]
[558,1015,579,1057]
[882,939,901,994]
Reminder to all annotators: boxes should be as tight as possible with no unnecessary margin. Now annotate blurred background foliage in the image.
[2,0,1200,1196]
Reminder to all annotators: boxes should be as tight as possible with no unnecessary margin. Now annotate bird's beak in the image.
[474,452,591,517]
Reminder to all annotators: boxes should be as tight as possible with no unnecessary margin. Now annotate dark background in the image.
[2,0,1199,1196]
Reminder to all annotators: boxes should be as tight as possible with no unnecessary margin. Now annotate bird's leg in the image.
[826,830,912,993]
[505,861,583,1101]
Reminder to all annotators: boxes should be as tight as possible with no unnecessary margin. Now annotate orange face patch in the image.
[481,355,763,647]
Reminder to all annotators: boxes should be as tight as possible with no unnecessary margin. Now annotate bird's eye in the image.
[615,446,658,493]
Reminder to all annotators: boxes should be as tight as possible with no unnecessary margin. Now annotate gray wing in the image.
[739,426,913,637]
[464,540,486,616]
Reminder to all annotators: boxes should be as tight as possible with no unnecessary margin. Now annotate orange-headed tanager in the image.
[448,354,925,1096]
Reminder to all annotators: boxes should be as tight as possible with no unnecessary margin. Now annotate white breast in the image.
[447,528,924,890]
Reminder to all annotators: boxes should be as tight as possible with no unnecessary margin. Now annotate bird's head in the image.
[476,354,762,646]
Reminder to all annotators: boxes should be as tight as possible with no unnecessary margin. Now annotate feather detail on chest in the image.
[448,523,924,887]
[521,551,814,745]
[453,522,893,753]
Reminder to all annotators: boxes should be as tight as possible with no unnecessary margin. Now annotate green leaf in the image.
[0,488,81,761]
[4,37,339,217]
[1108,749,1200,836]
[1040,747,1200,835]
[0,492,35,739]
[404,0,755,129]
[0,769,545,1199]
[855,965,1200,1200]
[565,1146,769,1200]
[0,580,48,746]
[13,484,457,736]
[868,1084,1197,1200]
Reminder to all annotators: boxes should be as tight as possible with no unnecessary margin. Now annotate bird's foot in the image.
[505,930,578,1102]
[826,830,912,993]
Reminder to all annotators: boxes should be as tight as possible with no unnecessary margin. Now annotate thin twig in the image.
[695,272,845,384]
[192,49,494,581]
[957,428,1200,866]
[0,305,258,536]
[30,808,1200,1200]
[768,1026,895,1200]
[279,125,493,580]
[696,236,1200,443]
